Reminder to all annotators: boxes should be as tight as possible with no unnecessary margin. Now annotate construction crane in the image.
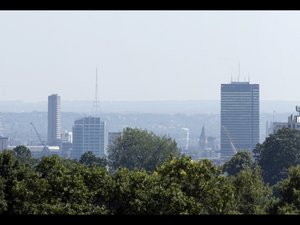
[30,122,46,147]
[222,125,238,154]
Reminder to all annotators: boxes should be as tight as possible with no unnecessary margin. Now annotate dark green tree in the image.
[78,164,114,213]
[35,156,107,214]
[231,166,273,214]
[254,128,300,185]
[108,127,180,172]
[0,150,36,214]
[13,145,32,166]
[111,167,199,215]
[223,151,254,176]
[271,165,300,214]
[79,151,107,168]
[156,156,235,214]
[0,177,7,213]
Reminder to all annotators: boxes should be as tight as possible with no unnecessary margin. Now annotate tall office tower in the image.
[72,116,107,160]
[48,94,61,146]
[220,81,259,160]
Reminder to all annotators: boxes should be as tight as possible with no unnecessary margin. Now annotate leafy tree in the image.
[108,127,180,172]
[13,145,32,166]
[0,150,37,214]
[156,156,235,214]
[111,167,198,215]
[223,151,254,176]
[78,164,114,213]
[253,128,300,185]
[111,168,156,214]
[79,151,107,168]
[231,166,273,214]
[271,165,300,214]
[0,177,7,213]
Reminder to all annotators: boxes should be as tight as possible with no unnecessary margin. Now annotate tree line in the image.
[0,127,300,214]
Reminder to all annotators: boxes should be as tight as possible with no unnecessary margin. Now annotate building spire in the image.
[93,66,100,116]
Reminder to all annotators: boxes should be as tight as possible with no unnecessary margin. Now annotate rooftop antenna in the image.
[93,66,100,116]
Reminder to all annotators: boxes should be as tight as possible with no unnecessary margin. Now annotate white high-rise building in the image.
[72,116,107,159]
[48,94,61,146]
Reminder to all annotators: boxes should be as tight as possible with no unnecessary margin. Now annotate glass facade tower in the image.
[220,82,259,160]
[72,116,107,159]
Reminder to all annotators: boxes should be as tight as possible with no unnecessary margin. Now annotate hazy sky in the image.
[0,11,299,102]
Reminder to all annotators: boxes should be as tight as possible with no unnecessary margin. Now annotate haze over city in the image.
[0,11,299,102]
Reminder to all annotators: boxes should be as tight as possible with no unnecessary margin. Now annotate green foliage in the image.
[108,127,180,172]
[157,156,235,214]
[79,151,107,168]
[231,166,273,214]
[13,145,31,158]
[0,177,7,213]
[79,164,114,213]
[34,156,104,215]
[111,167,199,215]
[111,168,157,214]
[0,145,277,215]
[271,166,300,214]
[13,145,40,170]
[254,128,300,185]
[223,151,254,176]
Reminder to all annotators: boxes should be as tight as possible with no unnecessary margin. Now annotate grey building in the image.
[72,116,107,159]
[48,94,61,146]
[0,136,8,151]
[269,106,300,134]
[220,81,259,160]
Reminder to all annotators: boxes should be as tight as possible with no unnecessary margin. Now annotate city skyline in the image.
[0,11,299,102]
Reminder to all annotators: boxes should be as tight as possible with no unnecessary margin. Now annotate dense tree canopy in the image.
[222,151,254,176]
[271,165,300,214]
[254,128,300,185]
[2,133,300,215]
[230,166,273,214]
[79,151,107,168]
[156,156,236,214]
[108,127,180,172]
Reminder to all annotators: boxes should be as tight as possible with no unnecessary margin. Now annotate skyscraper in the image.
[48,94,61,146]
[220,81,259,160]
[72,116,107,159]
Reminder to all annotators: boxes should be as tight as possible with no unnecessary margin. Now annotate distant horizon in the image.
[0,99,299,115]
[1,99,300,103]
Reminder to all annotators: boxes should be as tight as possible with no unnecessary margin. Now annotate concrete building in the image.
[48,94,61,146]
[72,116,107,160]
[60,130,73,159]
[220,81,259,160]
[0,136,8,151]
[270,106,300,134]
